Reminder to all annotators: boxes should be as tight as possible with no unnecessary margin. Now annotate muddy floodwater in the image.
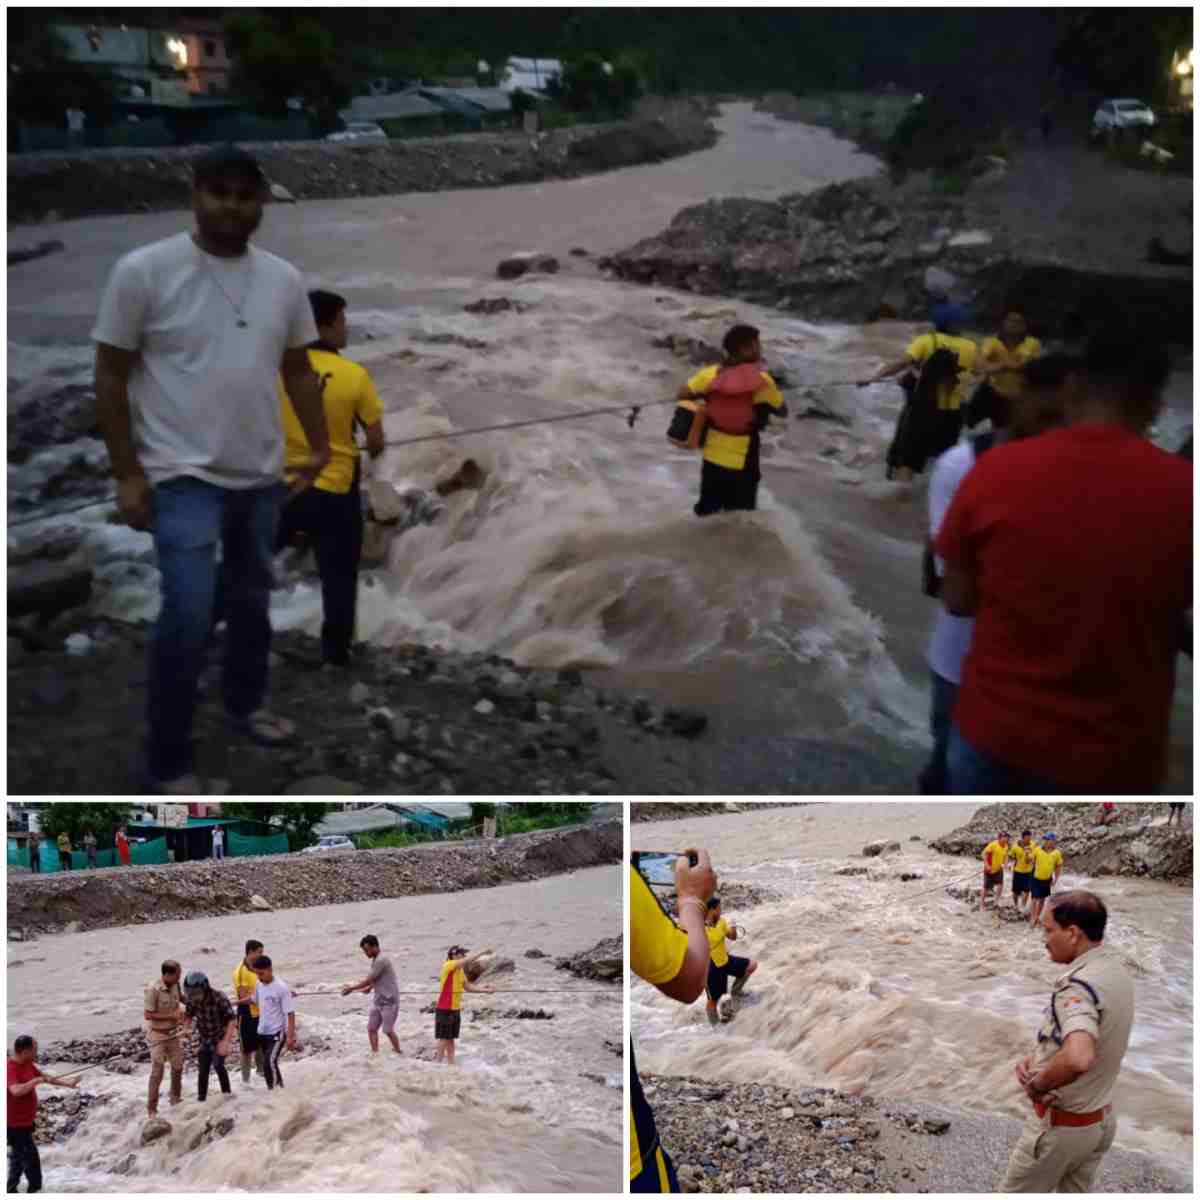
[8,103,1192,791]
[6,865,622,1192]
[631,803,1192,1186]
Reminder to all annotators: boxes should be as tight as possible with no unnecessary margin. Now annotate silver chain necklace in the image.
[195,242,252,328]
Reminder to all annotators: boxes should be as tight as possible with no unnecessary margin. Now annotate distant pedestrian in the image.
[233,939,265,1084]
[56,832,72,871]
[1028,835,1063,929]
[341,934,402,1055]
[981,832,1011,911]
[83,830,98,869]
[937,333,1191,793]
[434,945,493,1066]
[1095,803,1119,827]
[1003,891,1132,1191]
[7,1035,80,1194]
[116,825,131,867]
[212,825,225,861]
[27,832,41,874]
[181,971,236,1102]
[252,956,296,1090]
[92,143,331,793]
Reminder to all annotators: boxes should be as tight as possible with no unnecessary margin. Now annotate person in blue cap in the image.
[1028,833,1064,928]
[857,302,978,481]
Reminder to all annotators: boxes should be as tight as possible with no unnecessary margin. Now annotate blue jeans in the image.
[919,670,958,794]
[147,476,283,782]
[946,725,1071,795]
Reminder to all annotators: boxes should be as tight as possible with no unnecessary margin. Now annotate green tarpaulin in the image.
[228,829,290,858]
[7,837,168,872]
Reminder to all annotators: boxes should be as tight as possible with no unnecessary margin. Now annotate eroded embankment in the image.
[6,819,621,937]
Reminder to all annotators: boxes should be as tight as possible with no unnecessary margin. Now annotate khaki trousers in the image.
[1002,1109,1117,1192]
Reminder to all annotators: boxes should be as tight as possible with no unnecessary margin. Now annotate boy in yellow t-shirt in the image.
[704,897,756,1025]
[277,290,385,667]
[433,945,493,1066]
[1028,834,1063,928]
[233,938,265,1083]
[980,832,1010,911]
[1007,831,1036,914]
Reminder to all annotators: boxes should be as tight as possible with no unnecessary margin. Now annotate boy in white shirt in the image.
[252,955,296,1090]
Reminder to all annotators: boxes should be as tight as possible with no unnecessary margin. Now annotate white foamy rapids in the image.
[633,828,1192,1180]
[39,1011,621,1193]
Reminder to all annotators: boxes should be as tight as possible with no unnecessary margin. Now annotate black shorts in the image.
[435,1009,461,1040]
[1012,872,1032,895]
[1031,876,1053,900]
[1168,803,1184,812]
[983,870,1004,889]
[238,1006,259,1051]
[705,955,750,1002]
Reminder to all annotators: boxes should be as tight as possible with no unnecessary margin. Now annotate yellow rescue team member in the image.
[630,852,716,1192]
[1008,831,1036,913]
[1004,891,1133,1192]
[971,310,1042,428]
[858,302,978,481]
[234,938,265,1082]
[279,289,384,667]
[704,896,756,1025]
[1028,833,1064,929]
[980,831,1010,910]
[679,324,784,517]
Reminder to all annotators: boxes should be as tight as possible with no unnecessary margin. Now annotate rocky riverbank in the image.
[6,821,621,937]
[929,802,1192,884]
[599,164,1193,344]
[631,802,801,823]
[554,935,622,984]
[7,101,716,224]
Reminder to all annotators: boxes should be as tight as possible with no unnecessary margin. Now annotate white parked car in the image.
[1092,98,1156,135]
[325,121,388,143]
[302,835,356,854]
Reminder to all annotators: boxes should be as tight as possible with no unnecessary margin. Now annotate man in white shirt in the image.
[251,955,296,1091]
[93,144,331,794]
[919,352,1075,792]
[212,825,225,861]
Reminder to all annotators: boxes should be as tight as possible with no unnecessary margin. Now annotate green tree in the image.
[219,802,332,851]
[37,803,135,848]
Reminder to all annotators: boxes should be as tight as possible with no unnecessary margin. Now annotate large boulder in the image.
[140,1117,171,1145]
[8,561,93,621]
[863,840,901,858]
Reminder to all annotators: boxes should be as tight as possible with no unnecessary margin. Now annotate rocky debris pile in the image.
[8,618,708,794]
[40,1027,334,1072]
[468,1007,555,1021]
[8,104,716,224]
[555,936,622,983]
[631,801,801,823]
[7,820,621,936]
[943,884,1028,923]
[599,174,1193,343]
[34,1090,113,1145]
[883,1108,951,1136]
[931,803,1192,884]
[642,1076,911,1193]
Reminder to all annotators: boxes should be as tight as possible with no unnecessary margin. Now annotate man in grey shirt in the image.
[342,934,401,1054]
[92,144,331,793]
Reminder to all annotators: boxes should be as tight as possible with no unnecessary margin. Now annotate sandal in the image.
[229,708,296,747]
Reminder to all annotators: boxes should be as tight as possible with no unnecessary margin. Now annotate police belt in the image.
[1032,1100,1111,1127]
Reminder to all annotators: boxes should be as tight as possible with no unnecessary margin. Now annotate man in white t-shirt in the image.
[92,144,331,794]
[919,351,1075,793]
[212,825,225,861]
[251,955,296,1091]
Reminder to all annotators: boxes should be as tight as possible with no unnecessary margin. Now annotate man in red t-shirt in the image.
[935,335,1192,794]
[7,1035,78,1193]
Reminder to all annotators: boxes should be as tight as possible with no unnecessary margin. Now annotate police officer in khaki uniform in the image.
[143,959,186,1116]
[1002,891,1134,1192]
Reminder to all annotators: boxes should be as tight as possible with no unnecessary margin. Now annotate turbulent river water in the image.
[5,866,622,1192]
[7,103,1193,789]
[630,803,1193,1186]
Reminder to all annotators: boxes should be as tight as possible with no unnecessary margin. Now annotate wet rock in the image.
[8,238,66,267]
[663,708,708,739]
[862,840,901,858]
[496,252,559,280]
[111,1152,137,1175]
[9,561,93,621]
[523,948,548,958]
[555,935,622,983]
[834,866,870,876]
[249,894,271,911]
[7,523,86,565]
[269,182,296,203]
[463,297,529,315]
[140,1117,172,1145]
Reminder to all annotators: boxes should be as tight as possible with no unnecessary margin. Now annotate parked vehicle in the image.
[301,834,356,854]
[1092,98,1157,137]
[325,121,388,143]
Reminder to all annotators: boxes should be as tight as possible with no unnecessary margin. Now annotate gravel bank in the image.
[632,802,802,823]
[6,819,620,937]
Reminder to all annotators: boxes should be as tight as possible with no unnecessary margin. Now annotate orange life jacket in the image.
[703,363,765,435]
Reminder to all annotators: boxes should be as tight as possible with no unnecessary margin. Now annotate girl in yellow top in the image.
[704,897,756,1025]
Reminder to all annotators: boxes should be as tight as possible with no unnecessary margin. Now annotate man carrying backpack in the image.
[918,353,1075,793]
[857,303,978,481]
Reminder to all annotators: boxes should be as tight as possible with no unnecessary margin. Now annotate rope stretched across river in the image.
[8,380,856,531]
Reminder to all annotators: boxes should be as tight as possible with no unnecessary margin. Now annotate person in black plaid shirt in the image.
[181,970,237,1101]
